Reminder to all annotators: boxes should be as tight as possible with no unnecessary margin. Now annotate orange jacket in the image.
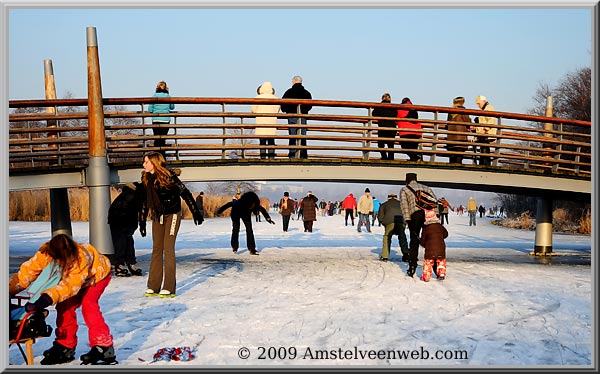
[9,241,111,305]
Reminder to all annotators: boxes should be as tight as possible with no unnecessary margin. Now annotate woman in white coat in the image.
[252,81,280,159]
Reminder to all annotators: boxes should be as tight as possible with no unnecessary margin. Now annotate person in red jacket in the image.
[341,193,357,226]
[397,97,422,161]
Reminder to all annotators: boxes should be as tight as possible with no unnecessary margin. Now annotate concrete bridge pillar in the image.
[532,96,555,256]
[44,59,73,238]
[533,197,553,255]
[86,26,113,255]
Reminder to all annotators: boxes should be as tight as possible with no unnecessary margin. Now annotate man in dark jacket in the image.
[217,191,275,255]
[377,193,409,262]
[108,182,144,276]
[372,93,397,160]
[281,75,312,159]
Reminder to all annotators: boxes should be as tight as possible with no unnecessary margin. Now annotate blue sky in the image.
[7,7,593,115]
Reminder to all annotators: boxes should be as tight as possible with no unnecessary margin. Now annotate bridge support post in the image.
[86,26,113,255]
[44,59,73,238]
[532,197,554,256]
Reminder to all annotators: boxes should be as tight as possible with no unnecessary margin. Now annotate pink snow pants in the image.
[54,275,113,349]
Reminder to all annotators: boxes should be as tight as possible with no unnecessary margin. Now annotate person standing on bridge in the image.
[446,96,472,164]
[400,172,437,277]
[473,95,497,166]
[252,81,280,159]
[139,152,204,298]
[372,93,397,160]
[397,97,422,162]
[148,81,175,158]
[281,75,312,159]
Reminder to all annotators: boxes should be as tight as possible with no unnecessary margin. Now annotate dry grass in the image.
[9,188,271,221]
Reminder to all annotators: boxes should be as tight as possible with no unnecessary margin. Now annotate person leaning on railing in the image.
[397,97,422,162]
[472,95,497,166]
[147,81,175,158]
[446,96,472,164]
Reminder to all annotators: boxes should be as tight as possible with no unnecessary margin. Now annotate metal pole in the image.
[44,59,73,238]
[86,26,113,255]
[532,197,553,256]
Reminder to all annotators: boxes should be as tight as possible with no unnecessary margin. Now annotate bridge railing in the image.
[8,97,591,177]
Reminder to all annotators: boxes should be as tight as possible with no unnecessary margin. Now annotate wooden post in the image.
[86,27,114,255]
[44,59,73,239]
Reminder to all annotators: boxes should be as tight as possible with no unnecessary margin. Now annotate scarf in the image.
[145,172,164,220]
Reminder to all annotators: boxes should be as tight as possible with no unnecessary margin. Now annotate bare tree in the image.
[497,67,591,220]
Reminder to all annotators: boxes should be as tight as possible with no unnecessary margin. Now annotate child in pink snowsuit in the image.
[420,209,448,281]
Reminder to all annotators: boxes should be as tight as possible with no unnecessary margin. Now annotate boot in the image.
[41,341,76,365]
[127,263,142,276]
[407,264,417,277]
[80,345,117,365]
[114,264,130,277]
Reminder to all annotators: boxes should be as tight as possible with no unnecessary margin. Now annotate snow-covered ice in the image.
[7,211,593,368]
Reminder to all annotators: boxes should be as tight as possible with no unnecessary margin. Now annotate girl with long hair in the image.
[139,151,203,298]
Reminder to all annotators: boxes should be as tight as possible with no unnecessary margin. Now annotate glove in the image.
[139,222,146,237]
[193,211,204,225]
[267,218,276,225]
[24,293,52,312]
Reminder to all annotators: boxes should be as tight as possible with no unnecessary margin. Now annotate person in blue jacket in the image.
[148,81,175,157]
[372,196,381,226]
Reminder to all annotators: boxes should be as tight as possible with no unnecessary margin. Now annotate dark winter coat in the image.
[140,169,201,222]
[377,198,403,226]
[108,183,144,233]
[281,83,312,114]
[217,191,272,221]
[420,222,448,259]
[300,194,319,222]
[373,104,398,139]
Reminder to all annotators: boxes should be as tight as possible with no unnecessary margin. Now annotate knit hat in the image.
[387,193,397,199]
[365,188,370,193]
[424,209,439,224]
[284,191,289,197]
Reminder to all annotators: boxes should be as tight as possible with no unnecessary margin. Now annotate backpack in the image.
[406,185,438,210]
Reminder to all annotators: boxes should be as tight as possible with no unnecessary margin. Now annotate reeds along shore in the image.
[8,188,588,234]
[8,187,271,222]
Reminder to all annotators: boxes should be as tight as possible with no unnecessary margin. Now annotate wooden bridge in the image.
[9,96,591,198]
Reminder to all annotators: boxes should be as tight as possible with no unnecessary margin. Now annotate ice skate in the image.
[40,341,75,365]
[80,345,117,365]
